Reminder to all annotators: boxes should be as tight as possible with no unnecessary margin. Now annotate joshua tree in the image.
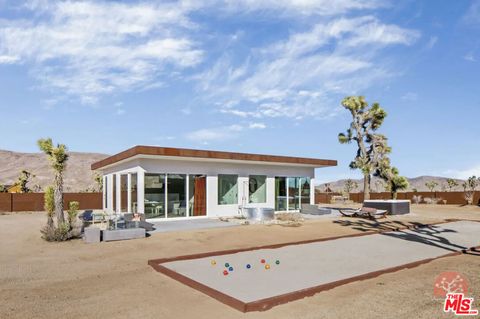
[0,184,7,192]
[425,181,439,193]
[374,179,384,193]
[44,186,55,228]
[338,96,388,200]
[377,166,409,200]
[94,173,103,192]
[462,176,478,205]
[324,183,332,193]
[344,179,358,196]
[16,170,34,193]
[446,178,459,192]
[37,138,69,225]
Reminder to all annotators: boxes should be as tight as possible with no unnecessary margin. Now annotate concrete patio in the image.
[150,218,240,233]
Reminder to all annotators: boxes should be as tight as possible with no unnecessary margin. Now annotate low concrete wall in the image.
[315,191,480,205]
[0,192,103,212]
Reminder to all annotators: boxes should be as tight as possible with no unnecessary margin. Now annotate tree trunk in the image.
[47,216,54,228]
[54,173,65,225]
[363,174,370,200]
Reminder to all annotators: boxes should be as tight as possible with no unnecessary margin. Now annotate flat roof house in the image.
[91,146,337,221]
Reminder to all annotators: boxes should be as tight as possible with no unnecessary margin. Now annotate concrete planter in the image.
[83,227,101,243]
[102,228,145,242]
[363,200,410,215]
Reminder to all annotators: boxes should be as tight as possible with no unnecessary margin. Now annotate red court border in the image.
[148,219,480,312]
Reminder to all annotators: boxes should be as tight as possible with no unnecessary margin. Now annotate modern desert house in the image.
[91,146,337,221]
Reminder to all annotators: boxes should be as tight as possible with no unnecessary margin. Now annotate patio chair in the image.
[81,210,94,223]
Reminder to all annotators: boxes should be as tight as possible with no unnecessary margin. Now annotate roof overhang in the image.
[91,145,337,171]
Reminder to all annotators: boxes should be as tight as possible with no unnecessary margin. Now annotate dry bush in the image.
[275,212,304,222]
[41,223,70,242]
[412,195,422,204]
[465,191,474,205]
[424,197,442,205]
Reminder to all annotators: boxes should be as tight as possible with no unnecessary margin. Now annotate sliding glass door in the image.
[275,176,311,211]
[167,174,187,218]
[287,177,299,210]
[144,173,207,219]
[144,174,166,219]
[300,177,311,206]
[275,177,287,211]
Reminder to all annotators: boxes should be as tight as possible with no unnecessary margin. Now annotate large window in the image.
[249,175,266,203]
[167,174,186,218]
[144,174,165,218]
[218,174,238,205]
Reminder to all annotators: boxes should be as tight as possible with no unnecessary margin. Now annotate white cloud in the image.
[0,55,20,64]
[443,165,480,180]
[401,92,418,101]
[425,36,438,49]
[0,1,203,103]
[116,109,126,116]
[185,122,265,143]
[196,16,419,120]
[248,122,266,129]
[219,0,384,16]
[464,52,476,62]
[463,0,480,25]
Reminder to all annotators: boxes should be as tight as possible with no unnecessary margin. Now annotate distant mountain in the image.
[317,175,466,193]
[0,150,109,192]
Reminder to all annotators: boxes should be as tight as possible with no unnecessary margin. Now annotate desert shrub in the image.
[424,197,442,205]
[412,195,422,204]
[424,197,438,204]
[465,192,474,205]
[44,186,55,227]
[41,222,70,242]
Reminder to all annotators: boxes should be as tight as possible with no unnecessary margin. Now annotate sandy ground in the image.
[1,204,479,319]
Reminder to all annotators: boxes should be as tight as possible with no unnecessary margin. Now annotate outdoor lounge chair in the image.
[81,210,94,223]
[338,206,388,220]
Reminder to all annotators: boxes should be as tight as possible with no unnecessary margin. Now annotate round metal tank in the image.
[244,207,275,221]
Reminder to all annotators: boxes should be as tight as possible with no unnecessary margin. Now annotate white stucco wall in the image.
[100,157,316,218]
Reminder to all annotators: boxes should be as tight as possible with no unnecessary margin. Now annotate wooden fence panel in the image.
[0,193,103,212]
[0,193,12,212]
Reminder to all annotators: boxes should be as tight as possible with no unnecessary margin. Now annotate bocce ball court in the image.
[148,220,480,312]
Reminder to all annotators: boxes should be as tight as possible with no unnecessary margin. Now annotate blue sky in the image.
[0,0,479,183]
